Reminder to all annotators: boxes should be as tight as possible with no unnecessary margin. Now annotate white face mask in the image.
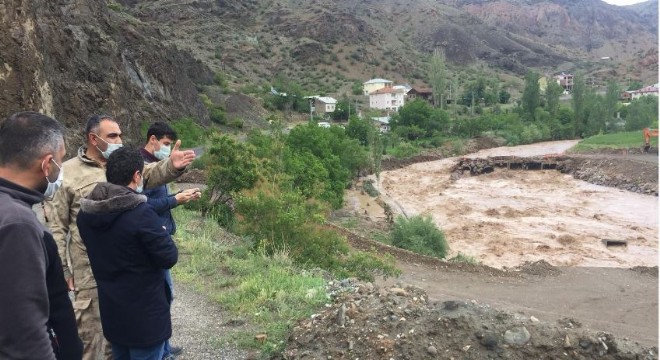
[93,134,123,159]
[43,158,63,198]
[154,143,171,161]
[135,173,144,193]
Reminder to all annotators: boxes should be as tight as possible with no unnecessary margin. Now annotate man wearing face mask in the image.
[77,146,177,360]
[140,122,200,359]
[0,111,82,359]
[48,114,196,360]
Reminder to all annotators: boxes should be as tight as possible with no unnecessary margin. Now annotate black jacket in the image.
[77,182,177,347]
[0,177,82,360]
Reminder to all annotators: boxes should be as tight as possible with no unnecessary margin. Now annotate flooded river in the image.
[373,140,658,268]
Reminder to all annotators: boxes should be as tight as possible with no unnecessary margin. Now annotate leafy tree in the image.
[428,48,447,108]
[390,215,448,258]
[202,134,259,225]
[544,81,564,117]
[235,185,398,281]
[391,99,448,139]
[583,93,607,136]
[235,187,346,267]
[571,72,586,137]
[285,124,353,208]
[351,80,363,95]
[498,89,511,104]
[624,96,659,131]
[521,71,540,121]
[627,81,643,91]
[282,149,328,199]
[604,79,621,132]
[345,116,371,146]
[331,97,350,121]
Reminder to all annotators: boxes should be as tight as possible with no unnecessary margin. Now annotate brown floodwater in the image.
[370,140,658,269]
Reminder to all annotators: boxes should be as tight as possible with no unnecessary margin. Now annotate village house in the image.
[371,116,391,133]
[369,86,406,111]
[407,87,434,103]
[363,78,393,96]
[631,84,659,100]
[620,84,659,103]
[305,95,337,115]
[313,96,337,114]
[555,72,574,93]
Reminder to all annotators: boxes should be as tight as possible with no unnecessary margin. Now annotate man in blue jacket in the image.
[140,122,200,359]
[77,146,177,360]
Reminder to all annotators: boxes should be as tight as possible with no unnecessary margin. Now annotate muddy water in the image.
[374,140,659,269]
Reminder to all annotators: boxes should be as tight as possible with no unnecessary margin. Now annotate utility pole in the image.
[309,98,314,122]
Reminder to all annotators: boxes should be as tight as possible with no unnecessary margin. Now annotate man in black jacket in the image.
[77,146,177,360]
[0,111,82,359]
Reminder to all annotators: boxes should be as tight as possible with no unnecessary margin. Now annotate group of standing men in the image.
[0,111,201,360]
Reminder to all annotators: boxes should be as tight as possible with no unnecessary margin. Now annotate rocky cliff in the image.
[0,0,213,154]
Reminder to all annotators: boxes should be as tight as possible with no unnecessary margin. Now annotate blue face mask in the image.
[43,158,63,198]
[154,144,171,161]
[93,134,123,159]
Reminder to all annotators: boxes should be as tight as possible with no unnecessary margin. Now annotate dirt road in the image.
[352,140,659,346]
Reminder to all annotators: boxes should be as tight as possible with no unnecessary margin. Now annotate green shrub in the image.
[388,142,421,159]
[229,118,244,129]
[336,252,400,282]
[390,215,448,258]
[171,118,206,148]
[448,252,478,264]
[107,2,121,11]
[209,107,226,125]
[362,179,379,197]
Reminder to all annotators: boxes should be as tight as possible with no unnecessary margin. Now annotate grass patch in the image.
[570,130,658,152]
[448,252,479,264]
[171,207,329,357]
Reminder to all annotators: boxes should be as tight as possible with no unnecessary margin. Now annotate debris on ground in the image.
[283,281,658,360]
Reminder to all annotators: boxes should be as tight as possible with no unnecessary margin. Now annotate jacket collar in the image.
[77,146,104,168]
[139,148,159,163]
[79,182,147,214]
[0,177,44,207]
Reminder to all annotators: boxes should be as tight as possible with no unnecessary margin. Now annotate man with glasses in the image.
[48,114,196,360]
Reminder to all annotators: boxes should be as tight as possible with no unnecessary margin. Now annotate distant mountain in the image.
[626,0,658,33]
[119,0,657,89]
[1,0,656,137]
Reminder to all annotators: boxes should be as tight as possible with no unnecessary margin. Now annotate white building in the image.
[369,87,406,111]
[363,78,393,96]
[630,84,659,101]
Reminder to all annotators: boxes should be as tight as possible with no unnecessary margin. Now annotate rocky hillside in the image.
[118,0,657,92]
[1,0,657,140]
[0,0,213,154]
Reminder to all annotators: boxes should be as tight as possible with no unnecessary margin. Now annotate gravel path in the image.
[169,282,249,360]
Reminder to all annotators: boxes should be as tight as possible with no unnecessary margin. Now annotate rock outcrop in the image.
[0,0,213,154]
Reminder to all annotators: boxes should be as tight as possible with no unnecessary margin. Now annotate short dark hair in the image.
[0,111,64,169]
[85,114,115,136]
[105,146,144,187]
[146,122,177,142]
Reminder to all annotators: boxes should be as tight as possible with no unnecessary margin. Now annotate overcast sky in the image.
[601,0,648,5]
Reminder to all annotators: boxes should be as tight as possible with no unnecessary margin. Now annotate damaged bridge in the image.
[452,155,570,177]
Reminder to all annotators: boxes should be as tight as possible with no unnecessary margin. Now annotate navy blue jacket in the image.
[140,148,177,235]
[77,182,177,348]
